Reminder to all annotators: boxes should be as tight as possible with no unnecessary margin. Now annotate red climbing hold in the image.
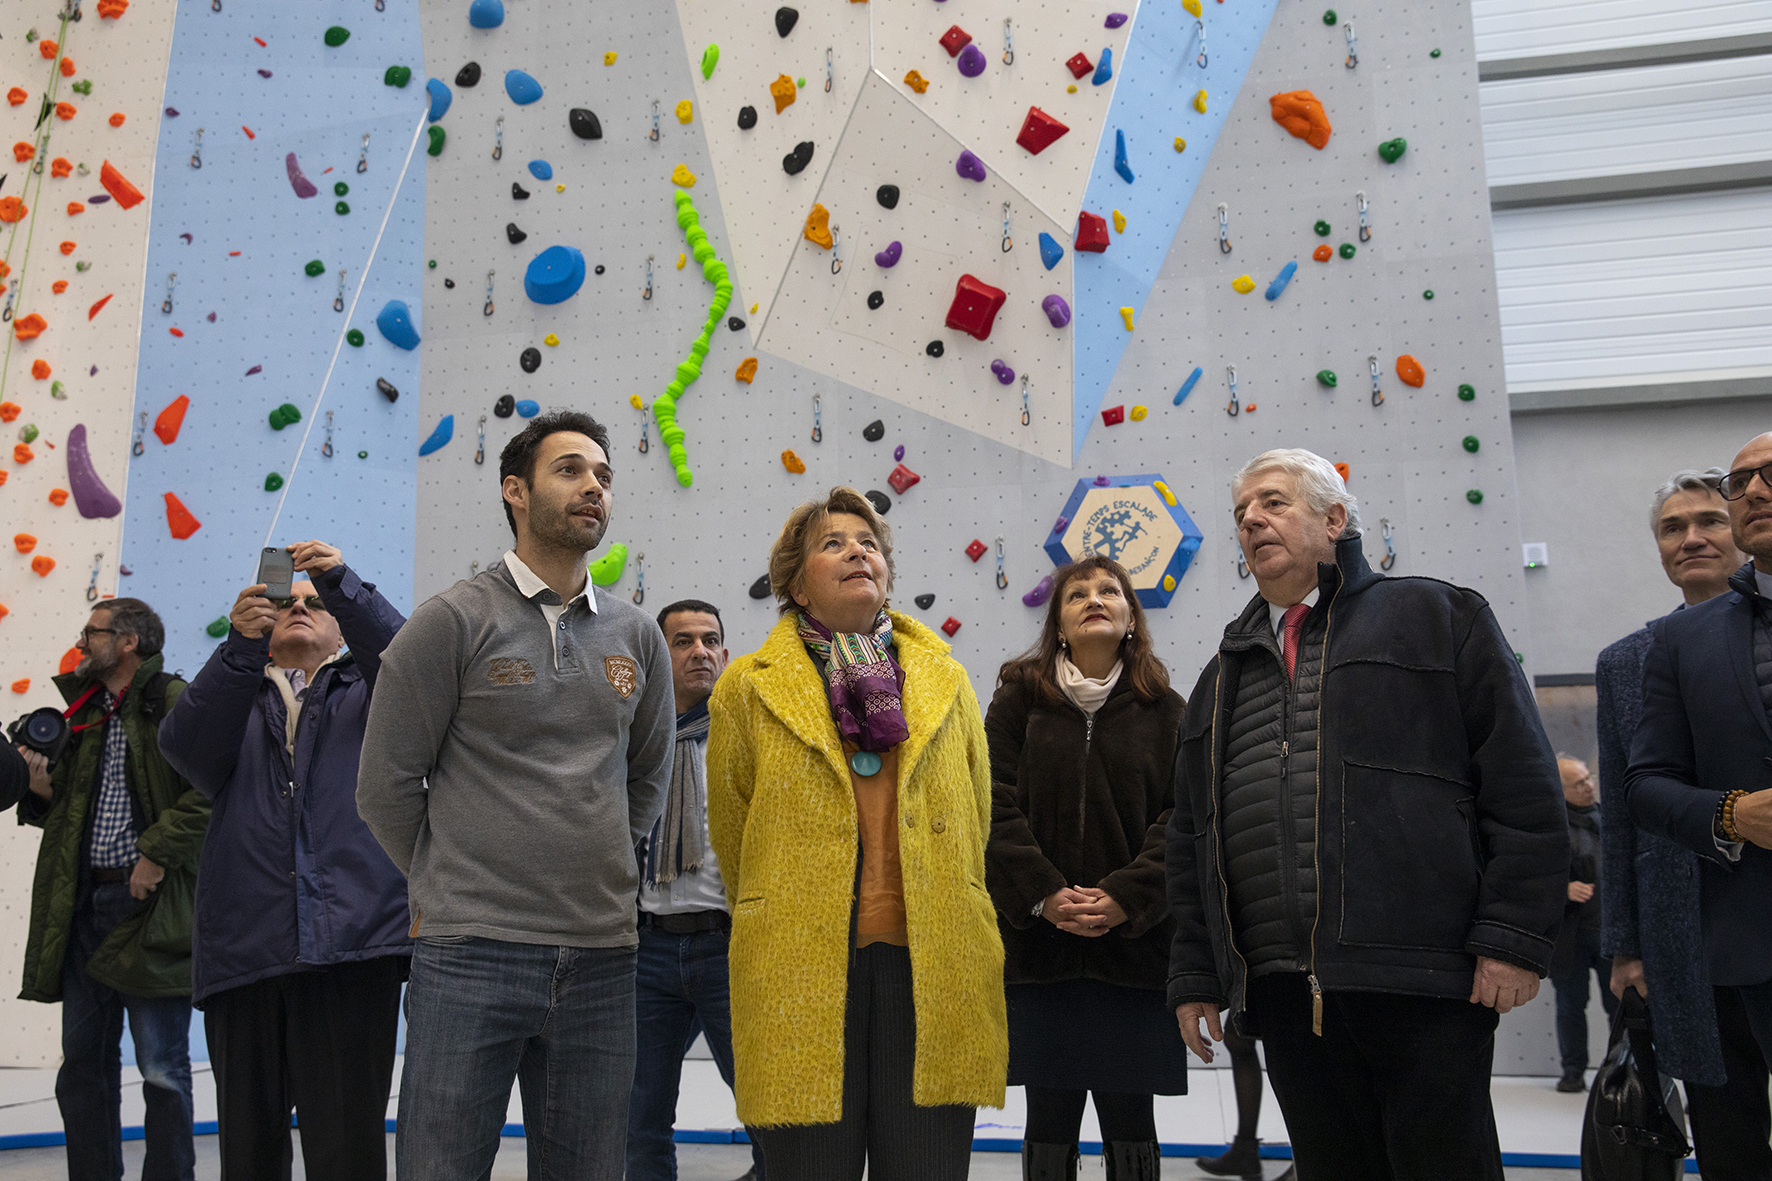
[941,617,961,637]
[1016,107,1070,156]
[154,395,189,445]
[6,88,24,107]
[88,293,113,320]
[39,39,58,59]
[11,142,34,163]
[945,274,1007,341]
[241,125,256,139]
[1101,405,1125,426]
[939,26,972,57]
[1065,52,1094,79]
[50,157,70,177]
[164,492,202,539]
[887,463,921,495]
[60,56,75,77]
[169,327,184,337]
[56,102,76,121]
[965,539,987,562]
[1075,211,1110,253]
[99,161,144,209]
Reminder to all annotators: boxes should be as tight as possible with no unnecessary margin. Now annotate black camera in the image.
[8,708,71,770]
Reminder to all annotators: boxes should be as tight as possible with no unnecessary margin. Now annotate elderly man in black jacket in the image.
[1166,448,1569,1181]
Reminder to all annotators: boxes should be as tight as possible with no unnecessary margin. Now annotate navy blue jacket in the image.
[1596,618,1723,1085]
[159,563,411,1005]
[1626,563,1772,990]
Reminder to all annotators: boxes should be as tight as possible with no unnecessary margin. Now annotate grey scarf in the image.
[646,702,710,885]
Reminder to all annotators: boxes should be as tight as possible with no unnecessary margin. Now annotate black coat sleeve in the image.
[0,738,27,812]
[1625,622,1728,861]
[984,679,1068,930]
[1594,639,1641,959]
[1166,662,1225,1009]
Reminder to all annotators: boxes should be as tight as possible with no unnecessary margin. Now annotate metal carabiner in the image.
[1379,517,1397,571]
[825,48,834,93]
[1003,17,1014,65]
[334,269,346,313]
[1357,190,1371,242]
[322,410,335,458]
[1001,203,1013,253]
[995,538,1008,590]
[211,0,220,11]
[1236,550,1250,579]
[830,227,842,275]
[475,416,487,465]
[375,0,385,10]
[811,394,822,443]
[632,553,646,606]
[470,559,480,578]
[1020,374,1031,426]
[638,418,650,454]
[31,148,44,176]
[161,272,177,314]
[1197,20,1208,68]
[1217,204,1231,254]
[132,412,147,457]
[1,292,14,322]
[1226,365,1240,417]
[190,128,204,170]
[649,101,660,143]
[357,132,370,174]
[1369,354,1383,407]
[483,270,495,317]
[1345,22,1358,69]
[492,116,503,162]
[643,255,654,301]
[86,553,102,603]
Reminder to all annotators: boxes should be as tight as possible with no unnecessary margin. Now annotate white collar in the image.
[1267,587,1320,637]
[504,549,597,611]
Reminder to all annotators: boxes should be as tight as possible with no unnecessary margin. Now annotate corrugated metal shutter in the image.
[1473,0,1772,60]
[1490,187,1772,390]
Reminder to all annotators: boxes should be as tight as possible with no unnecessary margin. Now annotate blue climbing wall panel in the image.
[120,0,425,672]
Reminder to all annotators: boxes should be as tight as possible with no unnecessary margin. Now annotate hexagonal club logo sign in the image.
[1043,475,1204,609]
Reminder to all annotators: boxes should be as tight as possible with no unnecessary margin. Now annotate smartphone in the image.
[256,547,294,600]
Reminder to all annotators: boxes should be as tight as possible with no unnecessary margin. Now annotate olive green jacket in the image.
[17,655,210,1001]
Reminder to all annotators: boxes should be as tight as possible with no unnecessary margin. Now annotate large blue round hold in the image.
[425,78,453,123]
[376,300,421,350]
[505,69,543,105]
[468,0,504,29]
[527,159,553,180]
[524,245,586,304]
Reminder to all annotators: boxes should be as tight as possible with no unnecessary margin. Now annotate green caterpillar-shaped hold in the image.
[651,188,734,487]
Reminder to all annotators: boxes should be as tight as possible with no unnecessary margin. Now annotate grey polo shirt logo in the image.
[604,655,638,699]
[488,657,537,686]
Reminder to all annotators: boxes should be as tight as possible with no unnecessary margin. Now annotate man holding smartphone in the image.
[159,540,411,1181]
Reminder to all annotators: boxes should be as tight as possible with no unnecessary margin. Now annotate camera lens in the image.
[25,713,61,744]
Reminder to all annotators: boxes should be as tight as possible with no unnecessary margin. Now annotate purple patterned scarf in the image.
[797,610,909,753]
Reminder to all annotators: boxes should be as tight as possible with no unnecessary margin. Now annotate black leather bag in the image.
[1581,989,1690,1180]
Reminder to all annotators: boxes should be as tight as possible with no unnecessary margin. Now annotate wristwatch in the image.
[1032,897,1046,919]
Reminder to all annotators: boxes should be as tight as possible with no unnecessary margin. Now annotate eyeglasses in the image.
[76,626,118,645]
[1721,464,1772,501]
[271,595,328,613]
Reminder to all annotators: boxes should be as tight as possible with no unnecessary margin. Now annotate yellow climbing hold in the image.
[556,184,565,193]
[1194,89,1208,113]
[903,69,929,94]
[1112,210,1127,233]
[770,74,797,113]
[750,302,758,314]
[1232,274,1255,293]
[671,163,696,187]
[676,100,693,124]
[1174,137,1187,152]
[1152,479,1176,505]
[1130,405,1148,421]
[677,253,687,270]
[604,51,617,65]
[544,333,559,346]
[629,394,644,410]
[1119,307,1135,330]
[804,203,833,249]
[1163,574,1177,592]
[1067,84,1078,94]
[1183,0,1202,15]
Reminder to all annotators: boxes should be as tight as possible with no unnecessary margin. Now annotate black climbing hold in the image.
[737,105,758,131]
[494,394,515,418]
[877,184,900,210]
[775,7,799,37]
[594,264,606,275]
[913,593,935,610]
[455,62,482,88]
[925,340,944,358]
[506,223,527,244]
[512,182,529,200]
[520,347,541,373]
[866,290,884,310]
[862,419,885,442]
[569,108,603,141]
[748,574,772,600]
[444,278,455,289]
[865,490,892,516]
[782,141,815,176]
[375,377,399,403]
[728,316,746,331]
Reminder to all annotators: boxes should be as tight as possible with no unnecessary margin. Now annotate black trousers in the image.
[204,956,406,1181]
[1689,983,1772,1180]
[748,943,975,1181]
[1247,973,1504,1181]
[1024,1088,1156,1145]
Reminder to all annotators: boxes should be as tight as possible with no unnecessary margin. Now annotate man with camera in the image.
[158,540,411,1181]
[14,597,209,1181]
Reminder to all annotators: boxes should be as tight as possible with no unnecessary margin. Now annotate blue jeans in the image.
[1552,924,1620,1075]
[396,936,636,1181]
[58,880,195,1181]
[627,922,765,1181]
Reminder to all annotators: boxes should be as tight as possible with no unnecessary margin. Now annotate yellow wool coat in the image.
[707,611,1009,1128]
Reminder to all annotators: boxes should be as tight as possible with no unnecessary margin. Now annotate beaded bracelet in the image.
[1720,789,1749,843]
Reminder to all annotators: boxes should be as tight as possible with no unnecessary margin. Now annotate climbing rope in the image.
[650,189,732,488]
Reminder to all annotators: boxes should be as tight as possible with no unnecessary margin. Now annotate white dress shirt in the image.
[504,549,597,670]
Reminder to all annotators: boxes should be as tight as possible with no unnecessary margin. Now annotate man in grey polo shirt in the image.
[358,409,674,1181]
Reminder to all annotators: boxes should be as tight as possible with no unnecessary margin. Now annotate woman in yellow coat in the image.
[707,486,1008,1181]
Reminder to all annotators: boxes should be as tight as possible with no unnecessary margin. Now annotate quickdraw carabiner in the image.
[1217,203,1231,254]
[811,394,822,443]
[1001,202,1013,253]
[357,132,370,174]
[161,272,177,314]
[825,48,834,93]
[86,553,102,603]
[1236,550,1250,579]
[1345,22,1358,69]
[830,226,842,275]
[190,128,204,170]
[632,553,646,606]
[483,270,495,317]
[1197,20,1208,68]
[639,418,650,454]
[492,116,504,162]
[1020,375,1031,426]
[322,410,335,458]
[649,101,660,143]
[1379,517,1397,571]
[334,269,347,313]
[1003,18,1014,65]
[1357,190,1371,242]
[1369,355,1383,407]
[132,412,146,456]
[475,416,487,465]
[643,256,654,301]
[1226,365,1240,417]
[995,538,1008,590]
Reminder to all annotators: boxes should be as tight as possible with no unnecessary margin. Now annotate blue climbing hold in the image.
[515,399,540,418]
[375,300,421,350]
[1114,129,1133,183]
[419,414,454,456]
[468,0,504,29]
[1264,260,1298,301]
[1174,366,1203,406]
[1093,47,1113,85]
[524,245,586,304]
[426,78,453,123]
[505,69,543,106]
[1038,232,1064,271]
[528,159,553,180]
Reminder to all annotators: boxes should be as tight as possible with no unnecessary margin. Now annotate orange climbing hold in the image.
[781,449,806,474]
[1334,462,1350,484]
[241,125,255,139]
[14,313,45,340]
[99,161,143,209]
[30,359,50,380]
[39,39,58,58]
[87,293,112,320]
[11,679,29,694]
[6,88,25,107]
[58,648,81,673]
[0,471,9,486]
[51,280,66,294]
[735,357,758,384]
[1395,354,1425,387]
[11,142,33,163]
[903,70,929,94]
[13,443,34,464]
[59,240,75,255]
[13,534,36,553]
[48,488,68,506]
[803,203,833,249]
[1313,244,1333,261]
[0,402,18,422]
[31,555,55,577]
[169,327,184,337]
[97,0,130,16]
[154,395,190,445]
[0,603,7,620]
[769,74,796,114]
[1269,91,1332,149]
[56,102,76,121]
[108,112,125,128]
[0,195,27,222]
[67,202,84,216]
[60,56,75,77]
[164,492,202,539]
[51,157,70,178]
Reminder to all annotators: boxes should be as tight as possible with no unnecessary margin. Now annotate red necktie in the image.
[1282,603,1309,680]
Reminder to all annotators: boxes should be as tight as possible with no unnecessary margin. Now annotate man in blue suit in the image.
[1627,430,1772,1075]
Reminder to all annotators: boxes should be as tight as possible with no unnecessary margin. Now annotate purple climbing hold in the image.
[65,424,122,519]
[286,153,318,199]
[874,240,902,268]
[89,365,98,375]
[894,445,905,462]
[1041,293,1072,327]
[1093,475,1111,487]
[245,365,262,376]
[956,149,986,182]
[179,233,193,244]
[89,194,111,204]
[258,68,273,78]
[956,44,986,77]
[164,107,179,117]
[1022,574,1055,607]
[990,359,1015,385]
[119,565,132,576]
[207,312,217,322]
[1052,516,1070,533]
[1105,12,1129,27]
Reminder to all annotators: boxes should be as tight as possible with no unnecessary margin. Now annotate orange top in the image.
[847,742,907,947]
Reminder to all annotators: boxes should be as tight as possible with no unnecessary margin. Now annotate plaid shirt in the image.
[86,690,140,870]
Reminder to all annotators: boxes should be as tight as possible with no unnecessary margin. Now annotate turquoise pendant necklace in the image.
[849,750,883,777]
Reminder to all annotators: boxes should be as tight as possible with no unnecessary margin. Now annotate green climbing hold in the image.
[700,43,720,80]
[1431,48,1442,58]
[206,617,230,638]
[1323,8,1337,23]
[1316,370,1337,388]
[74,261,90,272]
[336,201,350,215]
[357,450,368,459]
[649,189,733,489]
[324,26,350,47]
[1457,383,1476,402]
[1313,220,1330,237]
[49,381,65,399]
[1423,289,1435,300]
[264,472,285,491]
[1462,435,1480,453]
[334,181,349,197]
[305,259,325,277]
[588,542,630,587]
[1466,489,1484,505]
[1338,242,1356,259]
[347,329,365,347]
[70,79,91,95]
[19,423,39,444]
[427,126,446,157]
[428,259,437,269]
[269,403,302,430]
[1378,137,1408,163]
[385,65,412,88]
[796,76,806,87]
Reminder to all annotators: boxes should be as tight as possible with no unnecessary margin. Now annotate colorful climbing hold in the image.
[804,204,833,249]
[956,150,986,182]
[426,78,453,123]
[1466,490,1484,505]
[1270,91,1333,149]
[164,492,201,539]
[334,182,350,198]
[571,109,603,139]
[1432,48,1443,58]
[1075,211,1110,253]
[1038,232,1064,271]
[264,473,284,492]
[427,127,446,157]
[468,0,504,28]
[1042,295,1072,328]
[1232,275,1255,294]
[1313,244,1333,262]
[324,26,350,46]
[1175,367,1203,405]
[1323,9,1338,24]
[1378,137,1408,163]
[419,415,454,456]
[1114,130,1134,183]
[588,543,629,586]
[1339,242,1356,259]
[375,301,421,350]
[48,487,67,506]
[1457,384,1476,402]
[0,195,26,222]
[96,160,142,209]
[1015,107,1069,157]
[958,44,987,77]
[1395,355,1425,387]
[505,69,543,105]
[1317,370,1338,388]
[1265,261,1298,300]
[13,534,35,552]
[940,26,973,56]
[875,241,903,268]
[1462,435,1480,453]
[346,329,365,347]
[990,360,1015,385]
[1423,290,1435,300]
[675,100,693,125]
[304,259,326,278]
[515,400,539,417]
[523,245,586,304]
[31,556,54,577]
[31,360,51,379]
[770,74,797,113]
[903,70,929,94]
[14,314,47,340]
[154,395,189,444]
[336,200,352,215]
[603,52,617,66]
[650,190,732,487]
[1119,307,1135,331]
[945,275,1007,341]
[1093,48,1114,85]
[544,333,560,347]
[964,539,988,563]
[1101,405,1125,426]
[268,402,302,430]
[385,65,412,88]
[1193,89,1208,113]
[888,464,921,495]
[701,44,720,79]
[736,357,758,384]
[781,449,806,474]
[1130,405,1148,421]
[1112,210,1127,233]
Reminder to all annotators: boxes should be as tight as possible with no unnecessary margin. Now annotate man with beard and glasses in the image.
[15,598,208,1181]
[359,410,675,1181]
